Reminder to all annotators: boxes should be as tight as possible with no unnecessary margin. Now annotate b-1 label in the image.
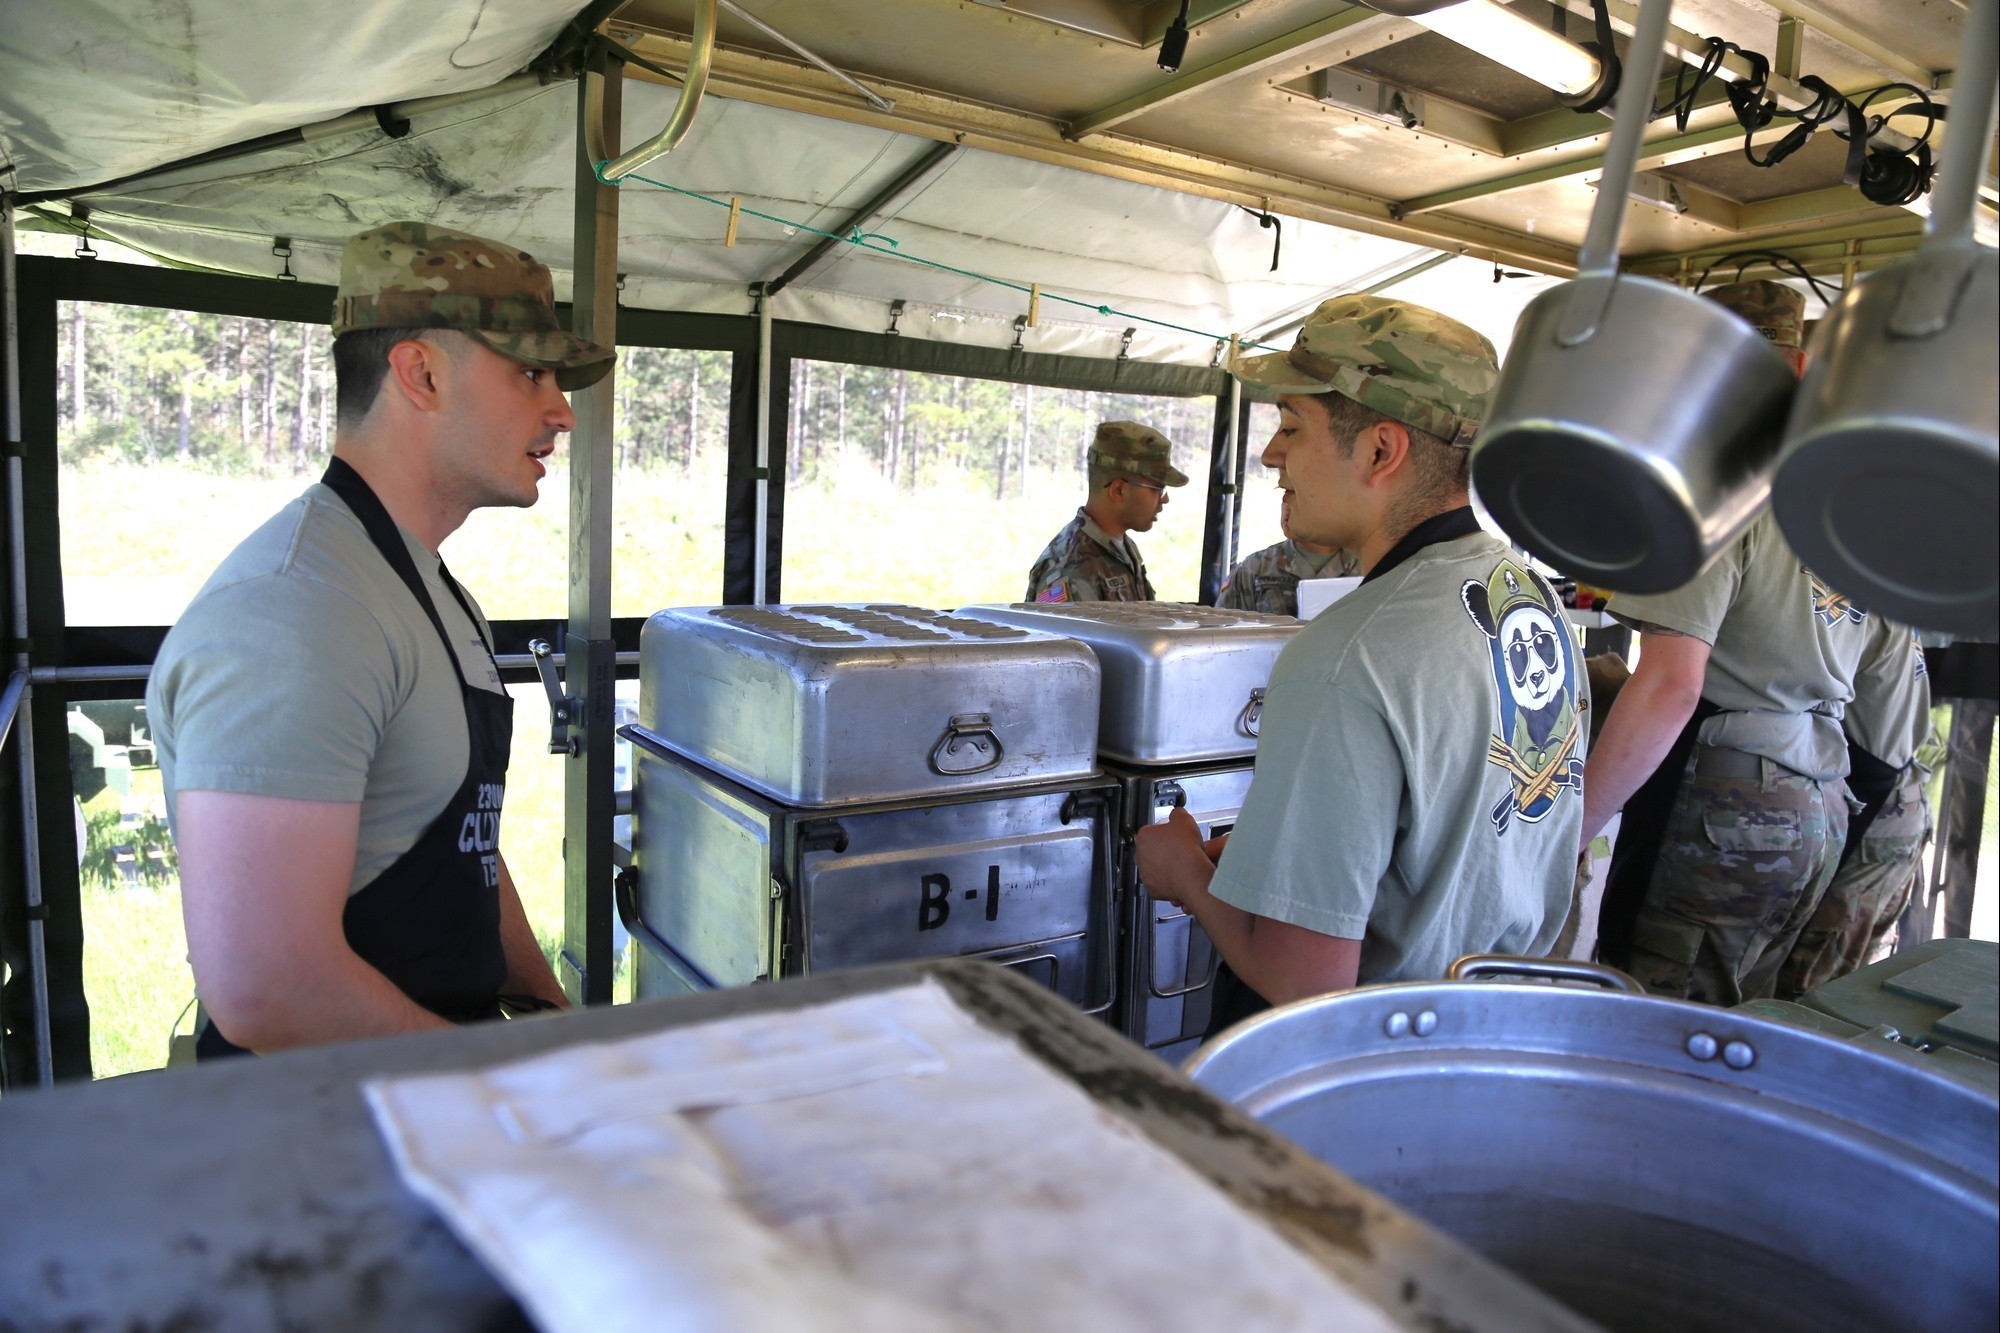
[917,864,1002,931]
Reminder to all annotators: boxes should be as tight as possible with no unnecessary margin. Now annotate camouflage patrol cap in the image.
[1089,421,1189,487]
[332,221,615,390]
[1702,279,1805,348]
[1230,294,1499,448]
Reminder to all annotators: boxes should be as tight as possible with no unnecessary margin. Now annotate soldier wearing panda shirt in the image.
[1135,296,1586,1031]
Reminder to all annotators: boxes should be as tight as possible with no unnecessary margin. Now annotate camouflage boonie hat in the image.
[1089,421,1189,487]
[332,221,615,390]
[1702,279,1805,348]
[1230,294,1498,448]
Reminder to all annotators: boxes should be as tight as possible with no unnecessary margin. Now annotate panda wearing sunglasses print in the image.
[1463,558,1584,835]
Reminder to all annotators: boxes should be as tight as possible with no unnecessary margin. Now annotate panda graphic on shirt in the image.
[1462,558,1585,835]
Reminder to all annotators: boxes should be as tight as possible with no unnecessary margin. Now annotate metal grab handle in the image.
[600,0,717,182]
[1447,953,1643,993]
[1144,910,1222,999]
[1237,687,1266,738]
[929,713,1004,776]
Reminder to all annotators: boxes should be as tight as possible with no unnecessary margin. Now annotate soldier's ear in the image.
[1462,580,1497,638]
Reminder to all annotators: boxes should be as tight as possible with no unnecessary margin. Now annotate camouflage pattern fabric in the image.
[1774,763,1931,999]
[1702,278,1806,348]
[1025,508,1154,603]
[1230,294,1499,447]
[1623,751,1848,1006]
[1090,421,1188,487]
[333,221,615,390]
[1216,540,1355,614]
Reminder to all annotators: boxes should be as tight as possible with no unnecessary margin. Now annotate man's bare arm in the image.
[1579,628,1712,845]
[1133,809,1362,1006]
[177,790,449,1051]
[496,853,571,1008]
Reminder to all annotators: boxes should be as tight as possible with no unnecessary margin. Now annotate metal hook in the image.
[272,236,296,282]
[886,298,905,337]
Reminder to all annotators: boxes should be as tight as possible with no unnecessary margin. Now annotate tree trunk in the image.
[293,323,312,472]
[686,357,700,471]
[262,322,278,472]
[835,365,847,461]
[787,360,805,487]
[236,320,251,448]
[888,370,907,486]
[69,303,87,433]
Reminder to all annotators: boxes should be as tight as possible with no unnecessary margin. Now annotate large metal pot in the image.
[1471,0,1795,593]
[1770,0,1999,639]
[1184,958,1998,1333]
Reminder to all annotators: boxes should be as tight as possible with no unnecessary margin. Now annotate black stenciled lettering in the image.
[984,864,1001,922]
[918,873,952,931]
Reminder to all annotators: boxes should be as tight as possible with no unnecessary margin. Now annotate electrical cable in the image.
[1842,85,1943,207]
[1691,248,1843,306]
[599,160,1297,352]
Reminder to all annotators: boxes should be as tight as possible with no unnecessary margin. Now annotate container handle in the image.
[1237,687,1266,738]
[1447,953,1643,993]
[929,713,1004,776]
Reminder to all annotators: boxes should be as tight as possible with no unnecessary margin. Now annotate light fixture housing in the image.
[1366,0,1602,98]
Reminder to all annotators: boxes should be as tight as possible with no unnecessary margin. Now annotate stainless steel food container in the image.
[1112,761,1255,1061]
[1186,962,1999,1333]
[638,603,1100,807]
[959,602,1299,766]
[624,728,1119,1014]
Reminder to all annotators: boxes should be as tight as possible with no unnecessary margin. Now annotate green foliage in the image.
[78,799,179,892]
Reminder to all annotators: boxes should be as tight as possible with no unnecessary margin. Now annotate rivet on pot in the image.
[1413,1010,1438,1037]
[1723,1040,1756,1070]
[1686,1032,1719,1061]
[1384,1011,1411,1038]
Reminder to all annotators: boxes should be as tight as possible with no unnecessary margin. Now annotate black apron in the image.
[198,458,514,1059]
[1594,698,1719,970]
[1205,507,1483,1038]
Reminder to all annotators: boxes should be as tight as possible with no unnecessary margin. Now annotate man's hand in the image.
[1134,807,1217,906]
[177,790,450,1052]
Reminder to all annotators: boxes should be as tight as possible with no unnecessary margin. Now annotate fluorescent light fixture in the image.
[1410,1,1602,96]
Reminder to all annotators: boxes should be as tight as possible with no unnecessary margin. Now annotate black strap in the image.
[1840,743,1901,864]
[1596,697,1722,966]
[319,457,496,687]
[1362,505,1481,585]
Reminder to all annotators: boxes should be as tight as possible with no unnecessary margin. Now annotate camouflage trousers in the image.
[1625,750,1848,1006]
[1774,766,1930,1000]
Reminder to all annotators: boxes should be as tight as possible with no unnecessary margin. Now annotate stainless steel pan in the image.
[1185,956,1998,1333]
[1771,0,1999,638]
[1471,0,1796,594]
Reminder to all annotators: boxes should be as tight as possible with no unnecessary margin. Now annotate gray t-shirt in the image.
[1608,512,1870,781]
[1845,617,1930,770]
[1209,531,1586,983]
[149,482,506,898]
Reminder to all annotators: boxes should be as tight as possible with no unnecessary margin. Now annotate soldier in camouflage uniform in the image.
[1217,493,1358,615]
[1025,421,1187,603]
[1776,618,1937,997]
[1583,279,1869,1005]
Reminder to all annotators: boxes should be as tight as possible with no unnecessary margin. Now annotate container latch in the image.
[930,713,1004,776]
[1237,687,1267,738]
[528,639,578,756]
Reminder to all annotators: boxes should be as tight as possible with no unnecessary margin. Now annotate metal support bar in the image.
[717,0,894,112]
[1220,376,1241,574]
[1760,0,1939,86]
[0,196,52,1086]
[561,49,623,1008]
[753,284,774,605]
[601,0,716,181]
[1937,702,1995,940]
[764,140,964,296]
[1066,7,1411,139]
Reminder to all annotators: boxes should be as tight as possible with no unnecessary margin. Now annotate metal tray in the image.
[959,602,1299,765]
[638,603,1100,807]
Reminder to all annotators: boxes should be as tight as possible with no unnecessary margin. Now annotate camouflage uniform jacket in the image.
[1216,540,1357,615]
[1026,508,1154,603]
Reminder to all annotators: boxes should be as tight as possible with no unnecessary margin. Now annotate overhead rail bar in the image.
[600,0,717,181]
[765,140,964,296]
[11,73,559,207]
[715,0,895,113]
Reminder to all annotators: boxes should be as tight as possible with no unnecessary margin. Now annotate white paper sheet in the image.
[365,980,1401,1333]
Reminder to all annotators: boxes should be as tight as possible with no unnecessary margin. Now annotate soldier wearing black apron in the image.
[151,223,612,1056]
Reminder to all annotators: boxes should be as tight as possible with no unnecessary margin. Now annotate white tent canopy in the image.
[1,0,1559,364]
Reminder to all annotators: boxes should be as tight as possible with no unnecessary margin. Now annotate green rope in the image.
[596,160,1285,355]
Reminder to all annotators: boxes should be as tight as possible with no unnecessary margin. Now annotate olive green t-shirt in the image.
[1608,512,1870,781]
[1209,530,1586,983]
[148,482,507,898]
[1845,616,1930,770]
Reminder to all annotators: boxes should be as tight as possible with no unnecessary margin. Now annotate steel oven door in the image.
[788,784,1116,1012]
[1119,764,1255,1060]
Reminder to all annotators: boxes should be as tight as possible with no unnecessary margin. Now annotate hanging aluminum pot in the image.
[1470,0,1796,594]
[1184,956,1998,1333]
[1770,0,1999,639]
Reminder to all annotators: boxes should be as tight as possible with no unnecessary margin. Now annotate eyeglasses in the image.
[1507,627,1561,682]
